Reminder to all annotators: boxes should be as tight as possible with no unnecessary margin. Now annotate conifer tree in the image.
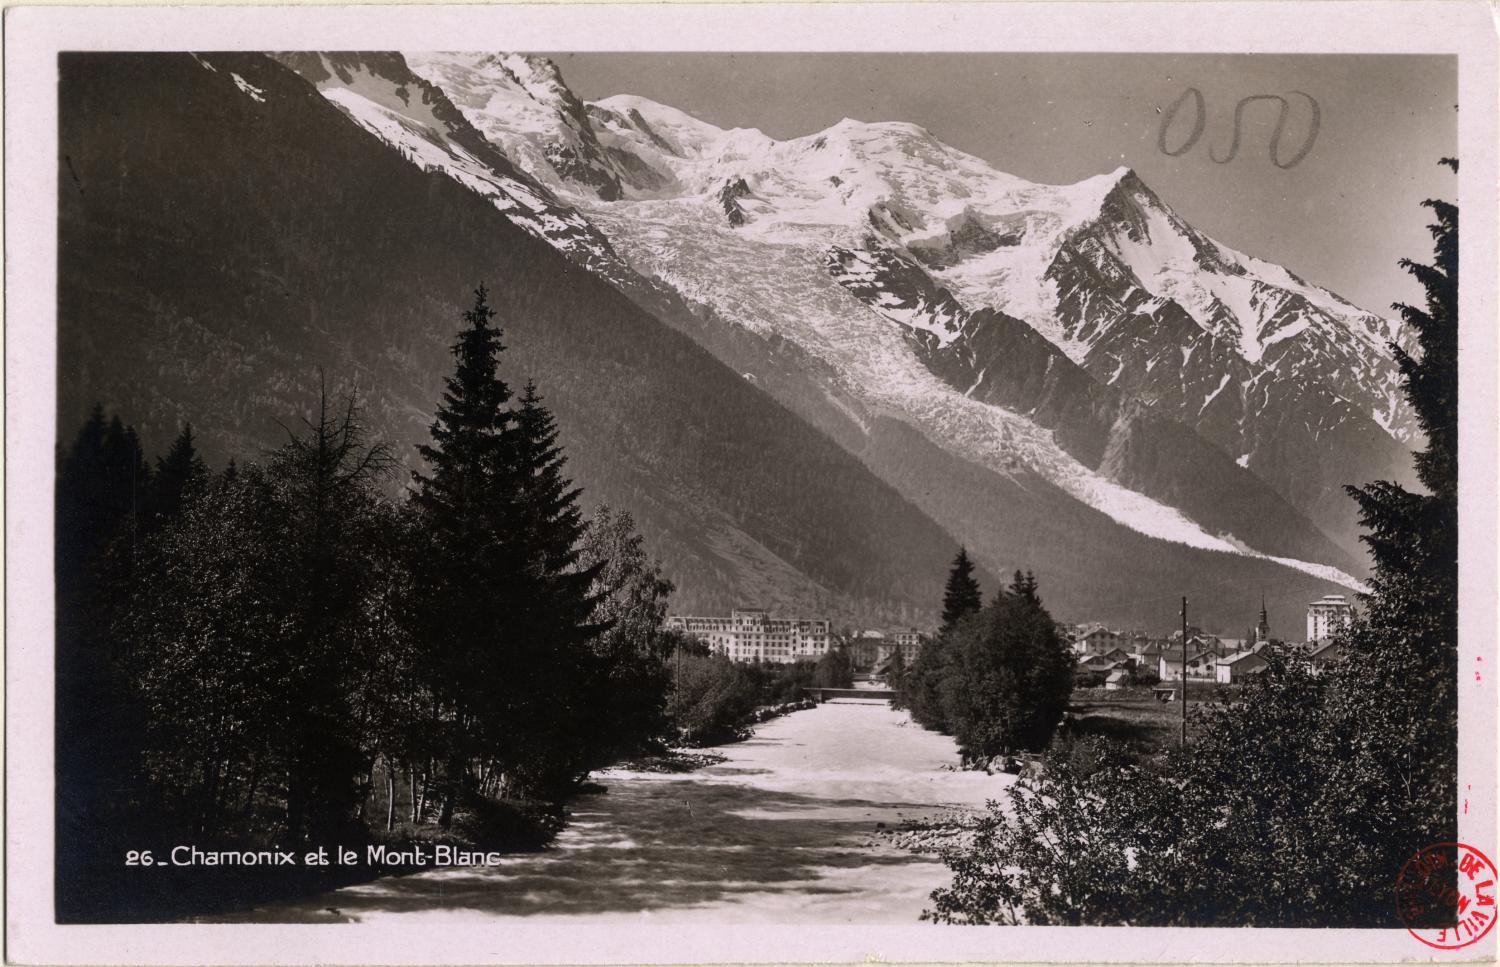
[56,407,151,618]
[1347,158,1458,633]
[56,404,113,592]
[887,644,908,696]
[500,381,606,797]
[408,285,519,825]
[1009,569,1041,610]
[1340,158,1460,857]
[101,416,151,523]
[413,285,514,525]
[148,422,209,525]
[941,547,983,630]
[511,381,599,610]
[408,288,608,811]
[942,577,1071,761]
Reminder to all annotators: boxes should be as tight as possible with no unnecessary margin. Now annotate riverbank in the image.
[93,697,810,922]
[226,702,1014,923]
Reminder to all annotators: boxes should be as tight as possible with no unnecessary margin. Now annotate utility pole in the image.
[1180,596,1188,750]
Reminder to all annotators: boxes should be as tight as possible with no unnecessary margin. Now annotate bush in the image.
[927,646,1452,927]
[944,594,1074,760]
[900,633,954,731]
[667,650,759,745]
[813,647,854,688]
[899,578,1073,761]
[1072,669,1108,689]
[755,659,818,704]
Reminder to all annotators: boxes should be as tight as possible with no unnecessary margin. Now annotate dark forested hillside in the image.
[57,52,974,622]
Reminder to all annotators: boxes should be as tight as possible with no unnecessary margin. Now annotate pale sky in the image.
[542,53,1456,319]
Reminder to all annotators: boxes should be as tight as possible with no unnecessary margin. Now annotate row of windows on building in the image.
[664,610,928,666]
[665,610,833,664]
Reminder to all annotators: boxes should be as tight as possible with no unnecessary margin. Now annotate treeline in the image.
[56,289,691,917]
[925,162,1461,927]
[669,645,852,745]
[892,548,1073,765]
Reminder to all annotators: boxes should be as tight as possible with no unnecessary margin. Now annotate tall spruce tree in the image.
[500,381,607,797]
[887,644,908,695]
[409,288,609,810]
[413,285,514,519]
[409,285,520,826]
[511,381,598,604]
[1009,569,1041,610]
[56,404,113,593]
[941,547,983,630]
[1339,157,1460,860]
[56,407,151,638]
[1347,158,1458,631]
[101,416,151,532]
[943,586,1072,762]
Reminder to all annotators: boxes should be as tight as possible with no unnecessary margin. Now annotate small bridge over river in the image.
[806,687,895,703]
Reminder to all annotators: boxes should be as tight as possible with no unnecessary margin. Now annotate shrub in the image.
[667,650,759,745]
[898,573,1073,760]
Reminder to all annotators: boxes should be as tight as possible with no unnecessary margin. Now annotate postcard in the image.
[6,2,1497,963]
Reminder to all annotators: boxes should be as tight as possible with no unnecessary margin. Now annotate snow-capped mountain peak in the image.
[321,50,1422,585]
[590,94,726,158]
[273,51,642,290]
[403,53,1415,535]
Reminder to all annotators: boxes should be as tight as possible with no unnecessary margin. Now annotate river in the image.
[235,701,1014,924]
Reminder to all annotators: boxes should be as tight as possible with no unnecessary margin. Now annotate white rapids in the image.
[230,703,1012,924]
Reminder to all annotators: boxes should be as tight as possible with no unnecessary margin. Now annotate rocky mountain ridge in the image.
[364,52,1402,576]
[433,55,1419,565]
[131,50,1375,629]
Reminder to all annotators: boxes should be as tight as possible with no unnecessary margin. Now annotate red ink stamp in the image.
[1395,843,1497,949]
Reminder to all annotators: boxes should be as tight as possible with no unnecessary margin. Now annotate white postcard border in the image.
[5,2,1496,964]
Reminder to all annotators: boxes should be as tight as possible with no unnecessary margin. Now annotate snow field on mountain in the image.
[230,72,266,103]
[323,87,496,193]
[587,198,1364,590]
[403,55,1416,454]
[315,63,635,289]
[338,53,1387,585]
[406,53,598,198]
[616,95,1406,447]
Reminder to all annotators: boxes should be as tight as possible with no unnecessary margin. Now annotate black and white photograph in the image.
[6,2,1498,963]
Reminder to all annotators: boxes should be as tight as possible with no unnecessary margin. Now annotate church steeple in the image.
[1255,595,1271,643]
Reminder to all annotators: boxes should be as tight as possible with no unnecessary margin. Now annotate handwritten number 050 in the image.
[1158,87,1321,170]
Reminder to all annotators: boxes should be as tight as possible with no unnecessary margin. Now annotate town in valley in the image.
[667,593,1354,689]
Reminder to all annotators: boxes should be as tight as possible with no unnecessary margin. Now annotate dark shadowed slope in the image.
[57,52,977,623]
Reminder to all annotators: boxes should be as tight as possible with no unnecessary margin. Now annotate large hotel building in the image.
[666,609,832,664]
[1306,594,1354,641]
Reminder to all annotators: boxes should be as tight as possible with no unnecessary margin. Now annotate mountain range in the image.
[57,51,1413,634]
